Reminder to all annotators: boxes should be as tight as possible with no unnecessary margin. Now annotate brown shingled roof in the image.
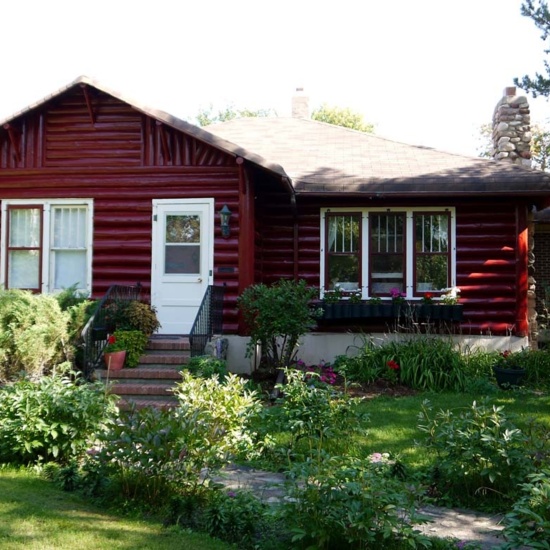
[206,117,550,198]
[3,76,549,200]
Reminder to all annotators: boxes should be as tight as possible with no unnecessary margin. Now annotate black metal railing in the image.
[189,285,225,357]
[80,284,143,379]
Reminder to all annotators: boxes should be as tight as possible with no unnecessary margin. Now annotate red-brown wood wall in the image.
[0,87,243,332]
[0,85,532,337]
[255,182,528,337]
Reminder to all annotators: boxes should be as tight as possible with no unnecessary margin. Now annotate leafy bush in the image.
[185,355,228,379]
[0,366,118,465]
[238,279,321,371]
[104,299,161,336]
[0,289,70,382]
[418,400,535,506]
[111,329,148,368]
[172,372,264,464]
[280,456,430,549]
[202,490,270,548]
[501,469,550,550]
[89,405,209,505]
[274,368,365,463]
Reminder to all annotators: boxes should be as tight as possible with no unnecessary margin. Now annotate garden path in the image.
[212,464,509,549]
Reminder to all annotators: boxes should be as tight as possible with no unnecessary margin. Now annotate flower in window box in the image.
[389,287,406,303]
[421,292,434,304]
[441,287,461,305]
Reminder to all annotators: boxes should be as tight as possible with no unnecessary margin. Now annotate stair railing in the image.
[189,285,225,357]
[80,283,143,379]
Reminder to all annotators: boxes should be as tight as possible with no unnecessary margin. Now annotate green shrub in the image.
[90,405,207,505]
[172,372,263,464]
[274,368,366,463]
[111,329,148,368]
[501,469,550,549]
[0,289,71,382]
[105,300,161,336]
[280,456,430,549]
[238,279,321,371]
[0,366,118,465]
[202,489,269,548]
[185,355,228,379]
[418,400,535,507]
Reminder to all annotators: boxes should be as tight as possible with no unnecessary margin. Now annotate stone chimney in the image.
[291,87,309,119]
[492,86,532,167]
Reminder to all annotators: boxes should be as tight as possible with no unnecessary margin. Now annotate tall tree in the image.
[311,104,375,133]
[514,0,550,97]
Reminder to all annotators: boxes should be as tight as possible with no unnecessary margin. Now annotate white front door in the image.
[151,199,214,334]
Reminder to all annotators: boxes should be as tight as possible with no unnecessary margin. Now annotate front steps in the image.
[95,335,189,409]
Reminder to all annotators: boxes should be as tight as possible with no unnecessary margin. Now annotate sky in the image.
[1,0,549,156]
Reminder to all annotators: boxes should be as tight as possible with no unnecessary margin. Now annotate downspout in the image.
[281,176,298,281]
[237,157,254,335]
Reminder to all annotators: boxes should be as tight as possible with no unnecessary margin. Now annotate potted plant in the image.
[492,350,527,388]
[111,329,149,368]
[103,334,126,370]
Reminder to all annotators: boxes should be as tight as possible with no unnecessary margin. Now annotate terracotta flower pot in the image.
[104,350,126,370]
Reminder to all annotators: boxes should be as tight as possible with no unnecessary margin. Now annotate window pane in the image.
[165,245,201,274]
[370,255,404,294]
[328,215,359,252]
[54,250,87,290]
[166,215,200,244]
[370,214,404,253]
[9,208,41,247]
[8,250,40,289]
[328,255,359,290]
[416,255,449,291]
[53,207,87,248]
[415,214,448,252]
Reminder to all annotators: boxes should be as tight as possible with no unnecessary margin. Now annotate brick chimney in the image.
[292,87,309,119]
[492,86,532,167]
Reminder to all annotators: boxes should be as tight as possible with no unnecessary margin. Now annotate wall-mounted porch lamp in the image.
[219,204,232,238]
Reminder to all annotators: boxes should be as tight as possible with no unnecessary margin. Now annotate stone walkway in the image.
[212,464,508,549]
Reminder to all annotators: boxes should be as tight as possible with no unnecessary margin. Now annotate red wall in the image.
[255,184,528,336]
[0,87,242,332]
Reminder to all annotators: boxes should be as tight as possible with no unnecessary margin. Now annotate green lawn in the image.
[357,390,550,468]
[259,387,550,473]
[0,468,231,550]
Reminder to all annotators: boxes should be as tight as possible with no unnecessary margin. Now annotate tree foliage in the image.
[195,104,276,126]
[477,121,550,171]
[311,103,375,133]
[514,0,550,97]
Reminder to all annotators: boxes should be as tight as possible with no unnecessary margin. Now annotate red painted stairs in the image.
[94,336,189,409]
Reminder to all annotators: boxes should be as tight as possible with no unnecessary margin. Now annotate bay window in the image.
[1,200,92,294]
[321,207,455,299]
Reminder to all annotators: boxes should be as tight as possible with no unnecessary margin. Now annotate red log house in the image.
[1,77,549,370]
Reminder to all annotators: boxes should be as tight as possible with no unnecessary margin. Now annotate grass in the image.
[0,467,231,550]
[357,389,550,469]
[258,387,550,474]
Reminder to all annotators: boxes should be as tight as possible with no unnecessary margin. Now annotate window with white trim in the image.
[320,207,455,299]
[1,200,93,294]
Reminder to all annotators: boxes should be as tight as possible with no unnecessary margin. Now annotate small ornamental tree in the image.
[238,279,321,371]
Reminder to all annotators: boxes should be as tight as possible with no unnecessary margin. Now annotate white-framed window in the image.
[320,207,456,300]
[0,199,93,294]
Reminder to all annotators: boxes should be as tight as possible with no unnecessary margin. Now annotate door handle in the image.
[197,277,202,283]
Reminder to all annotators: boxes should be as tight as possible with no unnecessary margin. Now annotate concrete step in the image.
[97,335,190,409]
